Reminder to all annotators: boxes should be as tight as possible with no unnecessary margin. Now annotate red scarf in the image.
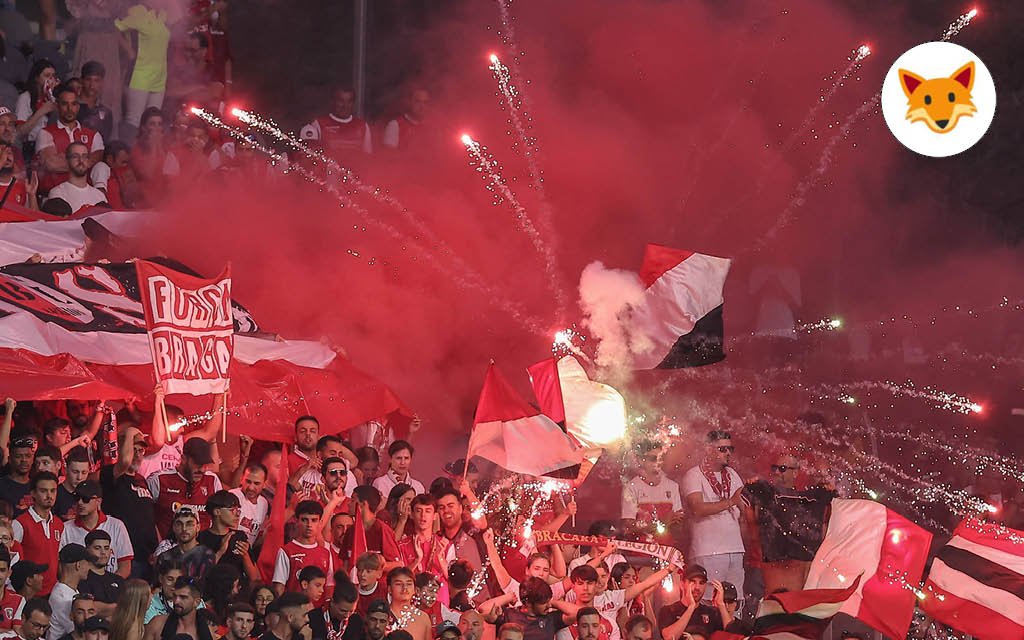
[701,464,731,501]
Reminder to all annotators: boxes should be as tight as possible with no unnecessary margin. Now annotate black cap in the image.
[366,599,392,617]
[84,616,111,632]
[443,459,477,475]
[60,543,89,564]
[183,438,214,465]
[74,479,102,500]
[720,581,738,602]
[684,564,708,581]
[435,621,461,638]
[10,561,48,590]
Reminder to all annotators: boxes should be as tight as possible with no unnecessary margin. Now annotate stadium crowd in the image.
[0,0,432,216]
[0,384,879,640]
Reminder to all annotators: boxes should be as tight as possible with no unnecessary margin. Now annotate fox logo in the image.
[899,61,976,133]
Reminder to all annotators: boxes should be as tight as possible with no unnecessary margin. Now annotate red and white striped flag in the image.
[710,576,861,640]
[468,362,584,477]
[803,499,932,640]
[921,518,1024,639]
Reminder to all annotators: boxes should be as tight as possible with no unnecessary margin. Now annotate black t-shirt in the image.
[197,529,247,574]
[724,617,751,635]
[0,476,32,516]
[55,484,77,522]
[258,632,286,640]
[657,602,723,635]
[495,607,567,640]
[744,481,836,562]
[308,608,365,640]
[80,569,123,603]
[99,465,158,561]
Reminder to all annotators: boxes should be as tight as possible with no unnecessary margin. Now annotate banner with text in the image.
[532,529,685,569]
[136,260,234,395]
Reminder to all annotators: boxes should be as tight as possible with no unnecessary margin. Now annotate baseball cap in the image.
[84,616,111,632]
[435,621,461,638]
[60,543,89,564]
[10,561,48,590]
[183,438,214,465]
[74,480,103,500]
[366,599,392,617]
[0,106,12,118]
[443,459,477,475]
[720,581,738,602]
[684,564,708,581]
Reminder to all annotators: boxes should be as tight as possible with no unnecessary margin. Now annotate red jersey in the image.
[13,508,64,596]
[312,116,369,155]
[274,540,335,605]
[146,469,223,536]
[355,580,388,618]
[37,122,101,192]
[0,180,27,207]
[0,588,25,629]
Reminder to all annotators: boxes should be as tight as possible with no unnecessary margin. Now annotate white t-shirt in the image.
[564,589,627,640]
[372,470,426,497]
[138,439,184,479]
[47,582,78,640]
[60,514,135,573]
[45,181,106,213]
[680,466,744,558]
[229,488,270,545]
[15,91,45,142]
[621,474,683,522]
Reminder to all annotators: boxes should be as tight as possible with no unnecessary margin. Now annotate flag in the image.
[803,499,932,639]
[348,506,368,583]
[136,259,234,396]
[708,577,861,640]
[628,244,732,369]
[0,259,412,440]
[921,518,1024,639]
[468,362,584,477]
[528,355,625,449]
[257,443,290,583]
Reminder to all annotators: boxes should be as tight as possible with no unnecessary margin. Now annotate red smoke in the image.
[141,0,1020,461]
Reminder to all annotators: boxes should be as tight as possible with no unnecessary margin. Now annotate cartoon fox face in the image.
[899,61,976,133]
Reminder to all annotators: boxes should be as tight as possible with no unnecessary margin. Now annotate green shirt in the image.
[115,5,171,92]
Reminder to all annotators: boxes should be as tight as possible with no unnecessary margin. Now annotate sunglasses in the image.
[325,469,346,476]
[717,445,735,453]
[75,495,98,503]
[771,464,798,473]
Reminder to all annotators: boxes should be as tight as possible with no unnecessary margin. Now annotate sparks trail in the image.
[784,44,872,152]
[941,7,978,41]
[231,108,477,274]
[817,379,983,415]
[487,53,558,244]
[750,6,978,252]
[229,109,545,331]
[461,134,567,313]
[204,109,545,333]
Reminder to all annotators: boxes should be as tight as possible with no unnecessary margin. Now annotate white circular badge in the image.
[881,41,996,157]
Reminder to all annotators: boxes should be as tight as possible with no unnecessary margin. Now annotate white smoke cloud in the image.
[578,260,646,376]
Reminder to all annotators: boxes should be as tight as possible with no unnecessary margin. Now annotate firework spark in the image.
[941,7,978,41]
[797,317,844,333]
[783,44,873,152]
[826,380,984,415]
[461,134,565,308]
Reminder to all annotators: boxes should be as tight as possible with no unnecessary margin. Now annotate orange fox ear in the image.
[951,61,975,91]
[899,69,924,98]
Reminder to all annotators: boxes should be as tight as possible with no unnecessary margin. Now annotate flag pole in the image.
[158,393,171,441]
